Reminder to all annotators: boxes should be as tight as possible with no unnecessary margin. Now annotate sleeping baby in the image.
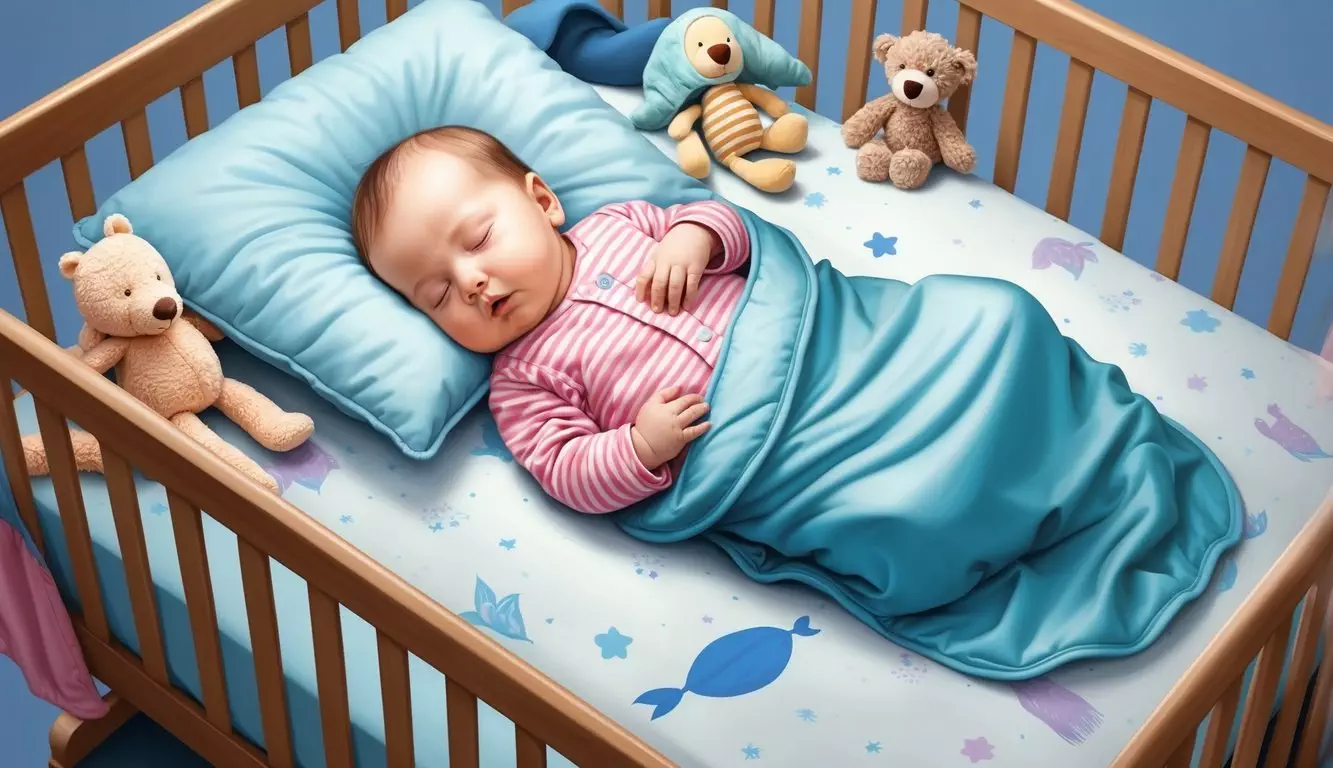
[351,125,745,514]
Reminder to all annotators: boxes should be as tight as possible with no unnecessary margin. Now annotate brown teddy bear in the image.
[842,30,977,189]
[21,214,314,495]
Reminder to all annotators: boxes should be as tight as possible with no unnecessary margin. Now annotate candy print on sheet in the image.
[1031,238,1097,279]
[261,439,340,494]
[1009,677,1105,746]
[632,617,820,720]
[1255,404,1331,461]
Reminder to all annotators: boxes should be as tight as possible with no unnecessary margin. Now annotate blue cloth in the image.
[631,8,811,131]
[614,208,1244,680]
[504,0,670,86]
[70,0,710,460]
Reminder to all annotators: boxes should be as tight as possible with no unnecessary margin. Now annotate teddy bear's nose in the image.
[707,44,731,66]
[152,297,178,321]
[902,79,924,99]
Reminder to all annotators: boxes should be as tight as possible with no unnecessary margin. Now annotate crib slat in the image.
[600,0,623,17]
[503,0,525,14]
[377,631,415,768]
[33,398,110,644]
[839,0,878,122]
[60,146,97,220]
[647,0,670,19]
[237,540,294,768]
[387,0,407,22]
[1044,57,1094,220]
[712,0,728,7]
[1212,145,1271,310]
[1264,580,1332,768]
[754,0,775,37]
[1,184,56,341]
[337,0,360,52]
[516,726,547,768]
[446,678,480,768]
[0,373,43,557]
[286,14,314,77]
[1197,676,1243,767]
[233,45,262,108]
[310,586,354,768]
[1231,615,1294,767]
[1268,175,1330,340]
[121,110,154,180]
[794,0,823,110]
[1292,563,1333,768]
[993,30,1037,193]
[180,76,210,140]
[103,450,170,685]
[168,492,232,731]
[947,4,983,133]
[902,0,929,33]
[1155,116,1211,280]
[1165,734,1196,768]
[1099,86,1152,251]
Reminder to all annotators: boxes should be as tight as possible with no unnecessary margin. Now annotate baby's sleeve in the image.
[488,358,671,514]
[596,200,750,274]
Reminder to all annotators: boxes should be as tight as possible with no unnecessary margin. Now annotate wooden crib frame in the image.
[1,0,1330,765]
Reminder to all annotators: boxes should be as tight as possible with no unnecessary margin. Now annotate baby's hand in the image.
[631,385,711,471]
[636,222,717,315]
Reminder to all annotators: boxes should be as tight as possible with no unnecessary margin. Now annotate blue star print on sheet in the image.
[429,522,444,532]
[460,576,531,642]
[796,708,817,722]
[804,192,826,208]
[339,514,353,524]
[499,538,516,550]
[1181,309,1221,333]
[1241,368,1256,379]
[1128,342,1148,357]
[633,617,819,720]
[150,502,168,516]
[968,199,982,208]
[864,233,897,258]
[826,166,841,175]
[741,744,761,760]
[595,627,632,659]
[866,741,882,753]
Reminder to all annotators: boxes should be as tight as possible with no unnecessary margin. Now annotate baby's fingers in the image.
[636,257,656,303]
[651,263,670,312]
[682,421,712,442]
[677,402,710,425]
[667,392,705,412]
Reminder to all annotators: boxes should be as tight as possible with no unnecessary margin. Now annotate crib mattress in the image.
[12,91,1333,768]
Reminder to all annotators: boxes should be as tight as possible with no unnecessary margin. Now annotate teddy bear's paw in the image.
[21,434,50,476]
[889,149,933,190]
[265,413,315,453]
[761,113,808,154]
[855,143,894,182]
[947,145,977,174]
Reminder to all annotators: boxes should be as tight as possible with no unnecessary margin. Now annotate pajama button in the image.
[596,274,613,289]
[696,328,714,342]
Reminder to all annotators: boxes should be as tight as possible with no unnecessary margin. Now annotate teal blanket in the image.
[615,208,1243,681]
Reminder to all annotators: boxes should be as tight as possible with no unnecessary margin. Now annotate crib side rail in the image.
[1111,492,1333,768]
[0,308,671,767]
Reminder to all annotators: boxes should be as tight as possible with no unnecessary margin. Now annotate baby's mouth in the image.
[489,293,512,319]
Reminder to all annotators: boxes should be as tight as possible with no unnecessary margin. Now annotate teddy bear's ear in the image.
[951,47,978,86]
[58,252,82,280]
[872,34,899,63]
[103,214,132,238]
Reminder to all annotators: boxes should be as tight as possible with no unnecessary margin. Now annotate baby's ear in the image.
[872,34,899,63]
[526,172,565,229]
[58,251,82,280]
[103,213,132,238]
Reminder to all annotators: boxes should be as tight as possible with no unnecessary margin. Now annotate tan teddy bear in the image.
[21,214,314,495]
[842,30,977,189]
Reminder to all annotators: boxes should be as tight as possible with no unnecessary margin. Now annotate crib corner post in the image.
[47,693,138,768]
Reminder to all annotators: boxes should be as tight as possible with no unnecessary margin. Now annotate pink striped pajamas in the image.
[488,200,750,515]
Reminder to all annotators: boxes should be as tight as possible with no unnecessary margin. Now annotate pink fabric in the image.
[0,523,108,719]
[489,200,750,514]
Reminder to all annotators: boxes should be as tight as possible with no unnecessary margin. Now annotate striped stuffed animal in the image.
[655,14,810,194]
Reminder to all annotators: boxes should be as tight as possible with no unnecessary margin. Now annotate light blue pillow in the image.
[72,0,709,459]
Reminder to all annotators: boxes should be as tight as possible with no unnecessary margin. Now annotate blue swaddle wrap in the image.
[613,206,1244,681]
[503,0,670,86]
[630,8,812,131]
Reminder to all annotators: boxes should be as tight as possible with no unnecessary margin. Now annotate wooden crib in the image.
[1,0,1330,766]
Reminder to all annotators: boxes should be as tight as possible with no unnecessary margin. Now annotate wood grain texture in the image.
[180,76,209,139]
[1268,176,1331,340]
[947,4,983,133]
[1263,578,1331,768]
[1292,565,1333,768]
[1044,57,1094,220]
[310,586,353,768]
[840,0,878,122]
[1197,676,1243,766]
[232,45,261,108]
[121,110,154,180]
[993,30,1037,193]
[48,694,137,768]
[794,0,824,111]
[1229,615,1292,767]
[1099,86,1152,251]
[1211,145,1271,310]
[516,726,548,768]
[336,0,360,52]
[377,631,415,768]
[0,372,42,555]
[237,540,294,768]
[1,184,56,340]
[287,13,314,77]
[168,492,232,732]
[59,146,97,220]
[1155,116,1210,280]
[104,450,170,685]
[447,678,480,768]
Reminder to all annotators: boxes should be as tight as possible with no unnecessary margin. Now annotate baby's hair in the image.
[350,125,534,269]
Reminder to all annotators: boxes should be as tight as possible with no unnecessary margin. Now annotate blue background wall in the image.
[0,0,1329,763]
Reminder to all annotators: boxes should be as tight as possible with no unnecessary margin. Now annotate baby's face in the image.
[366,149,572,353]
